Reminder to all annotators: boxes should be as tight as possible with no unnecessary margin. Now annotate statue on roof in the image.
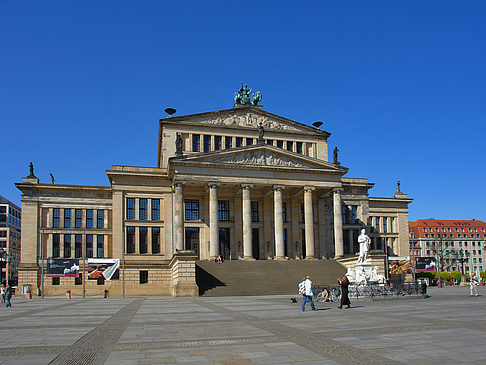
[251,91,262,105]
[27,162,36,178]
[257,125,265,144]
[50,173,55,184]
[333,147,339,164]
[175,133,183,157]
[397,180,401,193]
[234,82,262,105]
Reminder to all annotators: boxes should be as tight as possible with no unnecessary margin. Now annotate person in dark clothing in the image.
[337,275,351,309]
[5,284,12,308]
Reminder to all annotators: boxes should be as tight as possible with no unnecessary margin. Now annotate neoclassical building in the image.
[17,87,412,296]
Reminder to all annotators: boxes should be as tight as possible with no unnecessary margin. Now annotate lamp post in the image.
[454,250,470,285]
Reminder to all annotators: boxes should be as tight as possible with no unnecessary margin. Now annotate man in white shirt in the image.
[299,275,317,311]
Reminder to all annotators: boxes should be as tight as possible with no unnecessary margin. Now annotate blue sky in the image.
[1,1,485,221]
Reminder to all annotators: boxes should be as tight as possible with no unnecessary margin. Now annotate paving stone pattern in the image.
[0,286,484,364]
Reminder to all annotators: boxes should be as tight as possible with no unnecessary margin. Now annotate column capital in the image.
[208,183,219,190]
[241,184,253,191]
[303,186,315,193]
[273,185,284,192]
[333,187,343,194]
[173,181,185,189]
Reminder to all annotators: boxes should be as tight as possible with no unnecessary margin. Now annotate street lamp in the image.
[453,250,470,284]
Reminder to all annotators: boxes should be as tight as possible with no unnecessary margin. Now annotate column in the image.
[304,186,315,259]
[348,230,354,254]
[274,186,285,259]
[241,184,253,259]
[173,182,184,252]
[333,188,344,258]
[209,183,219,258]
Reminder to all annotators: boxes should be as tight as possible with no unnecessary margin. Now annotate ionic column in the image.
[209,183,219,258]
[241,184,253,259]
[173,182,184,252]
[304,186,315,259]
[333,188,344,258]
[273,186,285,260]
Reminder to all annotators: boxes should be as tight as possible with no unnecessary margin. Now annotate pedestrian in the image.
[470,274,478,297]
[420,278,427,297]
[0,284,5,303]
[337,274,351,309]
[299,275,317,312]
[5,284,12,308]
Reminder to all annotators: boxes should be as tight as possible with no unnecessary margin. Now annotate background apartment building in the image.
[0,195,21,285]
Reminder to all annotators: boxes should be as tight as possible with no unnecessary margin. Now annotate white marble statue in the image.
[356,229,371,264]
[345,268,356,283]
[355,265,367,284]
[368,266,386,284]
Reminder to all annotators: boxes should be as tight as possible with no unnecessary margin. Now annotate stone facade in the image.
[16,102,412,296]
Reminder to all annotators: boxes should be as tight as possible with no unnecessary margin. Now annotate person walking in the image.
[5,284,12,308]
[299,275,317,312]
[337,274,351,309]
[470,274,479,297]
[0,284,5,304]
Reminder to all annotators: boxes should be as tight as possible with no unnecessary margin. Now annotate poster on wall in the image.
[87,259,120,280]
[415,257,437,272]
[47,259,79,277]
[388,256,412,274]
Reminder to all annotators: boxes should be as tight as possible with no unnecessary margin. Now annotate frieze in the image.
[210,150,309,168]
[200,112,300,131]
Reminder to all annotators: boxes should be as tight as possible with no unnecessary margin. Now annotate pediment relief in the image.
[211,150,309,168]
[199,111,301,132]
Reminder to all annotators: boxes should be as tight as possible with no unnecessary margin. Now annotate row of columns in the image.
[172,182,345,259]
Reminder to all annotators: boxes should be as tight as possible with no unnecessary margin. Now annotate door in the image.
[301,229,306,258]
[252,228,260,260]
[219,228,230,261]
[185,227,199,258]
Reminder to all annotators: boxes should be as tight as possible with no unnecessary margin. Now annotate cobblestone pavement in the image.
[0,286,484,364]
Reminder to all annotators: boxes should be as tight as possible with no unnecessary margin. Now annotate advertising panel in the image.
[415,257,437,272]
[47,259,79,277]
[87,259,120,280]
[388,256,412,274]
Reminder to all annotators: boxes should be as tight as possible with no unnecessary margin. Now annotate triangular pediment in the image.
[171,145,346,172]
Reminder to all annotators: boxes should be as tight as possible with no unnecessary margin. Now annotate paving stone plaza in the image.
[0,286,484,364]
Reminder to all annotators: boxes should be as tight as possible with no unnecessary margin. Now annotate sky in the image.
[1,1,485,221]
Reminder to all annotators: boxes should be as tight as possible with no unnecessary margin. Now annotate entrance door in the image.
[252,228,260,260]
[185,227,199,258]
[219,228,230,261]
[301,229,306,259]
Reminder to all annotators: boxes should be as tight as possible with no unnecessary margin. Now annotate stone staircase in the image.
[196,259,346,296]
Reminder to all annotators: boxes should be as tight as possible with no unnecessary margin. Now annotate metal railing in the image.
[314,283,424,301]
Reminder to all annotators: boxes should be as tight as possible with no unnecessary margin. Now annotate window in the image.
[422,228,427,233]
[139,199,147,220]
[351,206,357,224]
[214,136,222,150]
[300,203,305,223]
[75,273,82,285]
[64,234,71,258]
[342,206,348,224]
[375,217,380,232]
[266,139,273,145]
[75,209,82,228]
[282,202,287,222]
[97,210,104,228]
[126,227,135,254]
[140,270,148,284]
[455,228,459,232]
[53,208,60,228]
[287,141,293,151]
[86,210,93,228]
[139,227,148,254]
[296,142,303,154]
[151,199,160,220]
[246,138,253,146]
[64,209,71,228]
[225,136,232,149]
[383,217,388,233]
[53,234,60,257]
[192,134,200,152]
[218,200,230,221]
[152,227,160,254]
[203,135,211,152]
[97,235,104,258]
[236,137,243,147]
[251,202,259,222]
[276,140,283,149]
[126,198,135,219]
[184,200,199,220]
[52,277,60,285]
[75,234,82,258]
[86,234,93,258]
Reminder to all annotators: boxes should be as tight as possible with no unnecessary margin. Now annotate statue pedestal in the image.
[355,262,373,283]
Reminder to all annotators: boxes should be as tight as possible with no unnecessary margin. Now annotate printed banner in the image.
[87,259,120,280]
[47,259,79,277]
[415,257,437,272]
[388,257,412,274]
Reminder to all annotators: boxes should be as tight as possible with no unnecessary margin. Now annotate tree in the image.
[429,233,460,287]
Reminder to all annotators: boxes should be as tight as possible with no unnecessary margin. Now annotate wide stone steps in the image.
[196,259,347,296]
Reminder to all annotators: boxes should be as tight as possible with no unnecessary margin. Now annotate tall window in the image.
[287,141,293,152]
[251,202,259,222]
[64,209,71,228]
[139,227,148,254]
[225,136,232,149]
[53,233,60,257]
[375,217,380,232]
[151,199,160,220]
[351,206,357,224]
[235,137,243,147]
[192,134,200,152]
[140,270,148,284]
[276,140,283,149]
[86,234,93,258]
[218,200,230,221]
[126,227,135,254]
[53,208,60,228]
[282,202,287,222]
[75,234,82,258]
[126,198,135,219]
[75,209,82,228]
[300,203,305,223]
[139,199,147,220]
[97,235,104,258]
[97,210,104,229]
[152,227,160,254]
[214,136,222,150]
[246,138,253,146]
[203,135,211,152]
[383,217,388,233]
[266,139,273,145]
[296,142,303,154]
[185,200,199,220]
[86,210,93,228]
[64,234,71,258]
